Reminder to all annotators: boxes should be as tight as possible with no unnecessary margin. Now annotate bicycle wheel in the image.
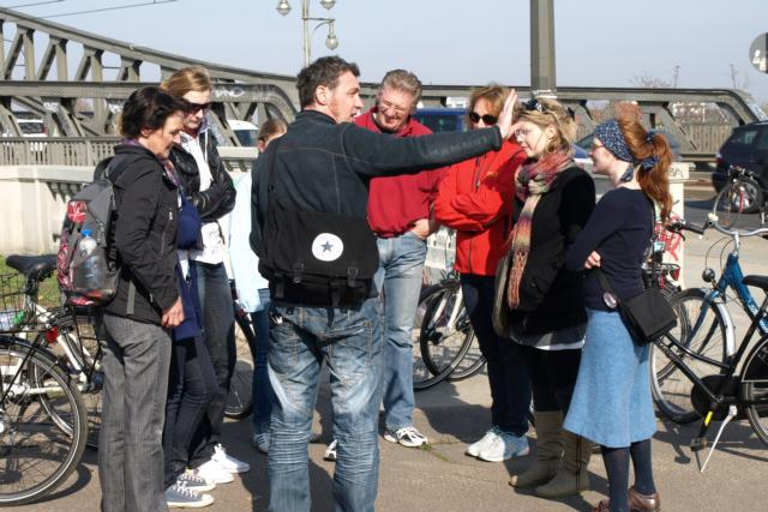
[55,313,104,449]
[650,288,728,424]
[447,334,486,381]
[225,314,255,420]
[414,283,473,390]
[0,342,87,505]
[714,179,762,228]
[743,335,768,446]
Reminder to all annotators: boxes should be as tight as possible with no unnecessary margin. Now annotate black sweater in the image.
[566,187,653,311]
[506,166,596,335]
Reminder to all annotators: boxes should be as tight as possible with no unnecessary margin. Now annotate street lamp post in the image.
[276,0,339,68]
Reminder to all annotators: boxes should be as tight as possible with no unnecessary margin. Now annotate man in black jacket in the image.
[250,56,519,512]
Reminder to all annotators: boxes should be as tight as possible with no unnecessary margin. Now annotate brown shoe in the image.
[592,500,611,512]
[629,486,661,511]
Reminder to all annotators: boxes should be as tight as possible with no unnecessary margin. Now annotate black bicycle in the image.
[224,281,258,420]
[650,216,768,471]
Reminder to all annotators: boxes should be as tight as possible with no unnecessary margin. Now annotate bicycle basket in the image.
[0,272,33,332]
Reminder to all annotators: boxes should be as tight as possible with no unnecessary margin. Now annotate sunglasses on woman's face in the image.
[186,101,212,115]
[468,111,498,125]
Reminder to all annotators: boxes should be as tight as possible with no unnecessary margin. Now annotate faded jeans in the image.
[266,298,382,512]
[374,232,427,431]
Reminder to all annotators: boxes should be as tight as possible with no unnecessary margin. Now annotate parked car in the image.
[413,108,467,133]
[228,119,259,147]
[712,121,768,211]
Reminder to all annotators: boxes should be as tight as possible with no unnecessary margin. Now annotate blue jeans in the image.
[252,289,273,435]
[189,261,236,466]
[461,274,531,436]
[267,299,382,512]
[374,232,427,431]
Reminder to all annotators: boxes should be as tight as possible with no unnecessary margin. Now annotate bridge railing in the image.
[0,137,258,171]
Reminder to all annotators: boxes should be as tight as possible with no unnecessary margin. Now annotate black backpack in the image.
[257,140,380,307]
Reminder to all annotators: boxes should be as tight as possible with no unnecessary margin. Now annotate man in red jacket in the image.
[324,70,440,460]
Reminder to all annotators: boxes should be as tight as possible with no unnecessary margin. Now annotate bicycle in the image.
[4,255,105,449]
[713,165,767,229]
[0,256,89,505]
[649,214,768,471]
[224,280,257,420]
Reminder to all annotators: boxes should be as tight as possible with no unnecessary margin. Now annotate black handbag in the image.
[593,196,676,345]
[594,268,676,345]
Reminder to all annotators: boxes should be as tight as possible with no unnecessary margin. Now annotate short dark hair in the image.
[296,56,360,109]
[120,86,188,139]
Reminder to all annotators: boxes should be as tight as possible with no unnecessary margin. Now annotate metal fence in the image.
[0,137,257,172]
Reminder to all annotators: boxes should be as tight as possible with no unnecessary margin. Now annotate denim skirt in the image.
[563,308,657,448]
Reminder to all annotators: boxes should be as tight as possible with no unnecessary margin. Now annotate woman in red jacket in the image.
[433,85,531,462]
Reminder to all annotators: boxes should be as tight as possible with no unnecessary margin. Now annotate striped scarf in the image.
[506,151,573,309]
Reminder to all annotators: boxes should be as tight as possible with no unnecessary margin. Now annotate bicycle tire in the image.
[447,334,486,381]
[225,314,255,420]
[650,288,728,424]
[54,313,104,449]
[0,341,87,505]
[414,283,473,391]
[714,179,762,228]
[742,335,768,446]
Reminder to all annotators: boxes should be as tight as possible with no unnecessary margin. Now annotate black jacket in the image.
[104,143,180,324]
[250,110,503,260]
[169,129,236,222]
[506,166,596,335]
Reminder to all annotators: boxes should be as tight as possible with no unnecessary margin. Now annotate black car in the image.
[712,121,768,211]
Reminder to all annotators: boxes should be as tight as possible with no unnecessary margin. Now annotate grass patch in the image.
[0,255,60,309]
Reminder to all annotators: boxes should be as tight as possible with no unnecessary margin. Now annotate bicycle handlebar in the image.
[706,212,768,238]
[666,219,706,235]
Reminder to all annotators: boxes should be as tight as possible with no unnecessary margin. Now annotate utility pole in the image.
[530,0,556,98]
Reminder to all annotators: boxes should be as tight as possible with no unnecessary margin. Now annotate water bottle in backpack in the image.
[72,228,108,297]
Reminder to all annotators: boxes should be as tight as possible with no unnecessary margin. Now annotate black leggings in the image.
[519,345,581,414]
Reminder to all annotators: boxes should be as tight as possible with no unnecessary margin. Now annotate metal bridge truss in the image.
[0,7,762,159]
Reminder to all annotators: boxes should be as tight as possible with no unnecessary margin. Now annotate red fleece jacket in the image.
[433,140,526,276]
[355,109,445,238]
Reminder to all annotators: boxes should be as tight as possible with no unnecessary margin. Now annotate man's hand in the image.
[584,251,602,269]
[410,218,432,240]
[162,298,185,329]
[497,89,522,141]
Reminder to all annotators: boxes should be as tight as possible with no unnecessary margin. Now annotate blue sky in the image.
[5,0,768,102]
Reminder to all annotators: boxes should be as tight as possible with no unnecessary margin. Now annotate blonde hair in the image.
[160,66,212,98]
[514,98,576,155]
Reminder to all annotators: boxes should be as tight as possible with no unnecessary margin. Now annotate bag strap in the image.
[265,138,282,210]
[593,267,618,300]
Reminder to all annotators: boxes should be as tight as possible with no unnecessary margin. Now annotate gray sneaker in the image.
[177,470,216,493]
[165,482,214,509]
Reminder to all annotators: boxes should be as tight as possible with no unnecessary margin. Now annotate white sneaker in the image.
[383,426,429,448]
[211,444,250,473]
[165,481,214,509]
[466,427,501,457]
[195,460,234,484]
[477,432,530,462]
[323,439,338,462]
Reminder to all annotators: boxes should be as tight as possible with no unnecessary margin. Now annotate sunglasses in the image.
[186,101,212,114]
[524,98,545,113]
[468,111,498,125]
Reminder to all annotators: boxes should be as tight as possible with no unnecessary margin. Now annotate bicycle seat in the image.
[743,275,768,292]
[5,254,58,282]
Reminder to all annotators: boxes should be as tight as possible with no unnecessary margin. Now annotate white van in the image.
[228,119,258,147]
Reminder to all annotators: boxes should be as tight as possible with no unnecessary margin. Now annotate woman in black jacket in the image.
[160,66,248,481]
[99,86,187,512]
[501,98,595,499]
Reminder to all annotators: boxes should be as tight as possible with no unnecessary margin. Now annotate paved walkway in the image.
[20,210,768,512]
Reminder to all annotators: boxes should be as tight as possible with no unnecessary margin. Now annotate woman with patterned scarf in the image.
[501,97,596,499]
[565,117,673,512]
